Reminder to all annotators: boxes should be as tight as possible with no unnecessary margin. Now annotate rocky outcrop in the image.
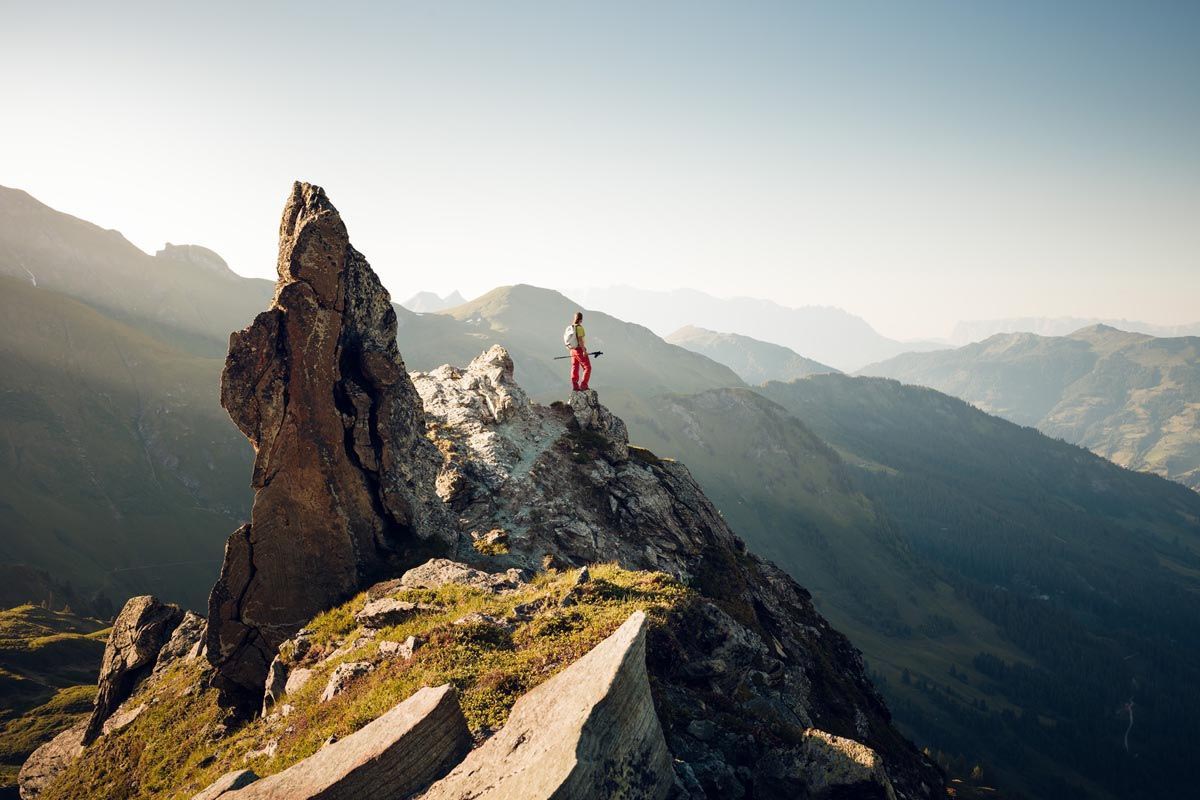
[412,349,942,798]
[83,595,184,743]
[420,611,673,800]
[207,182,453,711]
[195,684,471,800]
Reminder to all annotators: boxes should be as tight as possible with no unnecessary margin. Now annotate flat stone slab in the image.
[209,684,470,800]
[419,610,673,800]
[192,769,259,800]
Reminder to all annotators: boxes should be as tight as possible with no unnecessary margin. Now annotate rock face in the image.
[420,611,673,800]
[207,182,452,711]
[198,684,471,800]
[411,348,943,798]
[83,595,184,743]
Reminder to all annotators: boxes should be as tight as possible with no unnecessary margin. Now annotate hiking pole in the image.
[553,351,604,360]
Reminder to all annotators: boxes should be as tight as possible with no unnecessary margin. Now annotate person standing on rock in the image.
[564,311,591,392]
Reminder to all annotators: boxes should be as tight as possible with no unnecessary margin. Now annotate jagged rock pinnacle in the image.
[206,182,451,711]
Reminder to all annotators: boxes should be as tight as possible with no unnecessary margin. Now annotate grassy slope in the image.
[41,566,689,800]
[0,277,252,609]
[0,605,107,792]
[759,374,1200,799]
[860,326,1200,491]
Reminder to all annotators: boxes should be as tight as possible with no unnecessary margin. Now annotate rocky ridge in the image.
[22,182,940,799]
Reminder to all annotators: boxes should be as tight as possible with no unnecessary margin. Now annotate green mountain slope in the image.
[664,325,838,384]
[759,374,1200,800]
[0,276,251,609]
[0,185,272,357]
[0,605,106,793]
[861,325,1200,491]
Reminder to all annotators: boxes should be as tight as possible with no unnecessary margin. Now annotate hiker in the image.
[564,311,591,392]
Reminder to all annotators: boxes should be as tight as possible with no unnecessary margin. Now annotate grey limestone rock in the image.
[419,611,673,800]
[198,684,470,800]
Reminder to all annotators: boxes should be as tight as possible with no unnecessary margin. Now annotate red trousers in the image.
[571,347,591,391]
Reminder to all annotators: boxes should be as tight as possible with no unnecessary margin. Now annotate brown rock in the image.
[206,182,451,711]
[204,684,470,800]
[84,595,184,743]
[18,722,85,799]
[419,611,673,800]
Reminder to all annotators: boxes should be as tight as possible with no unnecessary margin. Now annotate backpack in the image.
[563,324,579,348]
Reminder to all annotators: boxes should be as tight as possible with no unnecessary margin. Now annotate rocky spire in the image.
[206,182,451,711]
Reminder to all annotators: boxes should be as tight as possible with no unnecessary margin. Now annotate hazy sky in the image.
[3,0,1198,340]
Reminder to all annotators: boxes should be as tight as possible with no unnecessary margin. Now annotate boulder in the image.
[794,729,897,800]
[320,661,374,703]
[84,595,184,743]
[192,769,259,800]
[355,598,435,628]
[396,558,527,594]
[154,610,207,673]
[284,667,314,696]
[204,685,470,800]
[18,722,85,799]
[419,611,673,800]
[206,182,452,712]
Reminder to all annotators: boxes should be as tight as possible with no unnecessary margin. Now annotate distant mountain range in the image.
[400,289,467,313]
[665,325,838,384]
[861,325,1200,491]
[568,285,945,372]
[950,316,1200,345]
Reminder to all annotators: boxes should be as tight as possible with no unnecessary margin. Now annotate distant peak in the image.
[155,243,233,277]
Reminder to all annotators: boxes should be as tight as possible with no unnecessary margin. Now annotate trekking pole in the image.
[553,351,604,360]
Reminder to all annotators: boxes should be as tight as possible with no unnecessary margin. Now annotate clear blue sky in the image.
[2,0,1197,339]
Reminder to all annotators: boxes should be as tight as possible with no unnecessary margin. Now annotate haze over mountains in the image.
[3,184,1200,798]
[862,326,1200,491]
[665,326,838,384]
[569,285,945,372]
[950,317,1200,346]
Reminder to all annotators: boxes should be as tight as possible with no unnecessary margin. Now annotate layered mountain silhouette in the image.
[570,285,945,372]
[862,325,1200,491]
[950,316,1200,345]
[400,290,466,313]
[666,325,838,384]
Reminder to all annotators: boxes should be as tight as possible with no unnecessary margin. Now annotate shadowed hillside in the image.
[861,325,1200,491]
[760,374,1200,799]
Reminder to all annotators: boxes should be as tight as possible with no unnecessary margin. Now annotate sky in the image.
[2,0,1198,340]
